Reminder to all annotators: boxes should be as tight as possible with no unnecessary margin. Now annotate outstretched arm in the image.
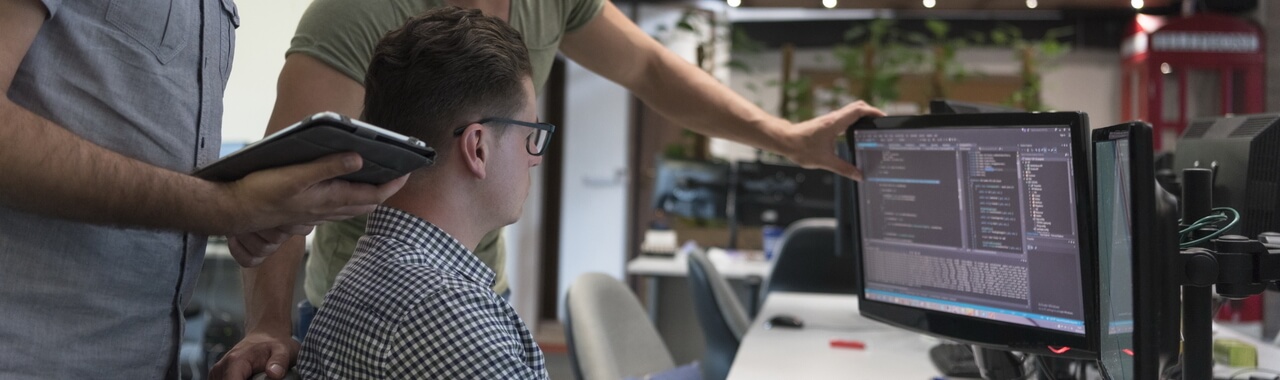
[560,2,883,180]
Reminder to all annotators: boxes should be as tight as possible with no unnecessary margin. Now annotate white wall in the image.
[221,0,313,143]
[555,59,630,319]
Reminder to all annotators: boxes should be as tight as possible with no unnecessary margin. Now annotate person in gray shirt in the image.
[0,0,406,378]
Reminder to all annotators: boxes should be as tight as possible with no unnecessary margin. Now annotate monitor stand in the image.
[972,346,1027,380]
[971,346,1086,380]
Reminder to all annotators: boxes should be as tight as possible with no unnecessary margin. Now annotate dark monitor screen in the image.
[1095,122,1182,379]
[1094,127,1136,378]
[651,158,730,221]
[733,161,836,227]
[1172,113,1280,237]
[846,112,1097,359]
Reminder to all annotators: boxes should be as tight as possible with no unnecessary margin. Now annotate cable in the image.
[1032,355,1057,380]
[1179,207,1241,248]
[1009,352,1041,380]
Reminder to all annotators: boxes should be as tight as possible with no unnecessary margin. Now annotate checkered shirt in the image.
[296,206,548,379]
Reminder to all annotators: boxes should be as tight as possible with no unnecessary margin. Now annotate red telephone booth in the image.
[1121,13,1265,151]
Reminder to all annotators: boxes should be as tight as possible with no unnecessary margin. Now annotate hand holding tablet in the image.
[196,112,435,184]
[194,112,433,266]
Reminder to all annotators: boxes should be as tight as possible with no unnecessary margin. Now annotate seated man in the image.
[296,7,551,379]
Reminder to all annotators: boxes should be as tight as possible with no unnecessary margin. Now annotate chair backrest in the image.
[564,273,676,380]
[686,249,751,380]
[761,218,858,300]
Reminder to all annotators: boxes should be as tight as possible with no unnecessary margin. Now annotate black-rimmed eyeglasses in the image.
[453,117,556,156]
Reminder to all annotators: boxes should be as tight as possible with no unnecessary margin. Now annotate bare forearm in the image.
[242,236,305,333]
[0,100,238,234]
[235,54,366,331]
[560,3,791,155]
[629,49,790,153]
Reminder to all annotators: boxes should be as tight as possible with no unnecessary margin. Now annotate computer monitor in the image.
[1093,122,1182,379]
[651,158,730,221]
[929,99,1023,115]
[845,112,1098,359]
[1172,113,1280,237]
[733,161,836,227]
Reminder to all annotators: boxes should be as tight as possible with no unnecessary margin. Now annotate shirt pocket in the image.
[219,0,239,81]
[105,0,197,64]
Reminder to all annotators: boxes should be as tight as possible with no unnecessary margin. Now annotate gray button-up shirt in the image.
[0,0,237,378]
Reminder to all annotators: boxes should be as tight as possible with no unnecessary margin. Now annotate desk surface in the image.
[626,249,772,279]
[727,292,940,380]
[622,248,768,277]
[1213,323,1280,378]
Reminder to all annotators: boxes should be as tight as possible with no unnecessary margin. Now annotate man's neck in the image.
[383,186,487,251]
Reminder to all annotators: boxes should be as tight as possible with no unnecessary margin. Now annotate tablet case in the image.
[195,112,436,184]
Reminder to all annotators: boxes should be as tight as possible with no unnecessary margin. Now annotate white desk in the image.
[626,249,773,279]
[728,292,940,380]
[1213,323,1280,378]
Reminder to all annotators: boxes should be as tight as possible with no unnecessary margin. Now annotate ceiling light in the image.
[1026,0,1038,8]
[727,0,741,7]
[923,0,936,8]
[823,0,837,8]
[1132,0,1144,9]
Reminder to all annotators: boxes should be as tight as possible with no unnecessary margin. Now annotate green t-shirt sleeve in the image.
[287,0,412,84]
[563,0,606,34]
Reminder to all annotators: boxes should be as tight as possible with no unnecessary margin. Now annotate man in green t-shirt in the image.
[212,1,884,378]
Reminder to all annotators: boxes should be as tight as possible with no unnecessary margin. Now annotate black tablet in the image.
[195,112,436,184]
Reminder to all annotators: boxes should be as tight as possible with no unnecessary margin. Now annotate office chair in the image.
[564,273,677,380]
[759,218,857,304]
[687,249,751,380]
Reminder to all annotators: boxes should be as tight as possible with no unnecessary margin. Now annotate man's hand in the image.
[218,152,407,266]
[228,224,314,267]
[777,101,885,181]
[209,330,299,380]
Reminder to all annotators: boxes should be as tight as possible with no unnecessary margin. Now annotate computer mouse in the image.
[766,314,804,329]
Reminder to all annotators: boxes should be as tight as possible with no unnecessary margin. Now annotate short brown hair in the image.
[363,7,532,162]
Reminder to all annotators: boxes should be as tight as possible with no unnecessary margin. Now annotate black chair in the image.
[760,218,858,304]
[687,249,751,380]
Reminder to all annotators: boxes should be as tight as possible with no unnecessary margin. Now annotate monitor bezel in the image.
[1092,121,1180,378]
[844,112,1099,360]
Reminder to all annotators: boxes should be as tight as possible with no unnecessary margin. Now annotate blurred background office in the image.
[183,0,1280,378]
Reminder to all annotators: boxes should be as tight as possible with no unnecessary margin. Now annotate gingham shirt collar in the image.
[365,205,496,289]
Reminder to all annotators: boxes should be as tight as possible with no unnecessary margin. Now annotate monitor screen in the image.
[734,161,836,227]
[846,112,1096,358]
[1095,122,1182,379]
[651,158,730,221]
[1095,129,1135,378]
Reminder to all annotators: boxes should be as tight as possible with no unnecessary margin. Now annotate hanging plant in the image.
[990,24,1073,112]
[833,19,923,106]
[905,19,981,103]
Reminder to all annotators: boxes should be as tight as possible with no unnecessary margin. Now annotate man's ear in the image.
[457,124,488,180]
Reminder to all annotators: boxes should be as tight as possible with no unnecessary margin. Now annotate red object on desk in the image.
[829,339,865,350]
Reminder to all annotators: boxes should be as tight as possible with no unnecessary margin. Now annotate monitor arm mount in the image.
[1176,168,1280,380]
